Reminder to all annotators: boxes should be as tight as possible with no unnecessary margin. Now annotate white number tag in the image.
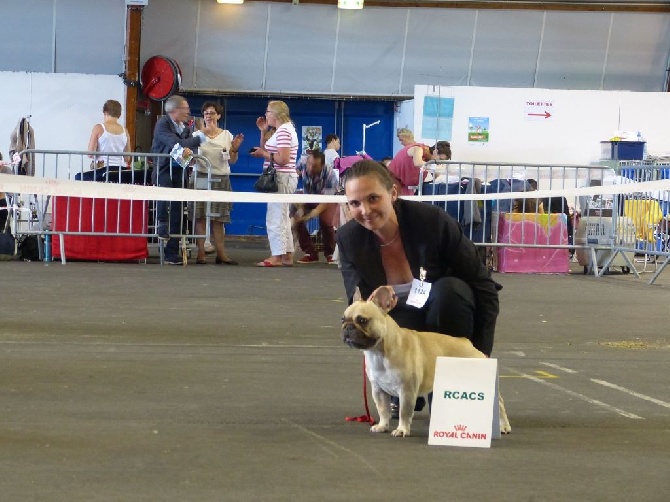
[406,278,431,308]
[221,150,231,161]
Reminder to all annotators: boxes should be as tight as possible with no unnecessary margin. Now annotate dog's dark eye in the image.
[355,315,368,326]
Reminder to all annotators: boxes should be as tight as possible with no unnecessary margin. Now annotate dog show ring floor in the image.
[1,238,668,501]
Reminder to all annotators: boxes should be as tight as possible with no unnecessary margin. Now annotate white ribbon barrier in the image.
[1,173,669,204]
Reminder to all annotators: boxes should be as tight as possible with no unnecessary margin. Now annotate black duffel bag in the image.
[0,231,15,261]
[1,204,15,260]
[18,235,40,261]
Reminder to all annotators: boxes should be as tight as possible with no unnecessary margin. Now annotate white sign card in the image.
[428,357,500,448]
[406,268,431,309]
[406,278,431,308]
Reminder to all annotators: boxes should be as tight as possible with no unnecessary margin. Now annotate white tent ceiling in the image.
[140,0,670,96]
[1,1,668,96]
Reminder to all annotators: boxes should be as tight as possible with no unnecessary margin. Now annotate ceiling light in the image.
[217,0,244,4]
[338,0,363,9]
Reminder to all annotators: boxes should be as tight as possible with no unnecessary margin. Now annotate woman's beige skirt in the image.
[189,176,232,223]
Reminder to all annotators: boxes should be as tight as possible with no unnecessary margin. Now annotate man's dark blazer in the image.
[150,115,203,183]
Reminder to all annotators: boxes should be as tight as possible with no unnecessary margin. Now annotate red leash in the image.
[345,357,375,425]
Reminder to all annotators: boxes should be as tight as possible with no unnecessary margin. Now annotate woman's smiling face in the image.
[345,174,397,232]
[203,106,220,127]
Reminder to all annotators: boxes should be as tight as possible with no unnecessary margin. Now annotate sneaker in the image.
[156,223,170,240]
[164,256,183,265]
[297,254,319,264]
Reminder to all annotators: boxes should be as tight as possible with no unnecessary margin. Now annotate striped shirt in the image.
[264,122,299,173]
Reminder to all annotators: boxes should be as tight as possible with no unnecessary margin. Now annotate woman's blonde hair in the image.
[397,128,414,141]
[267,100,291,124]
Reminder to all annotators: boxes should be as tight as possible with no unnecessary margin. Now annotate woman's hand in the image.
[367,286,398,313]
[293,212,310,224]
[256,116,267,132]
[250,147,267,159]
[231,133,244,152]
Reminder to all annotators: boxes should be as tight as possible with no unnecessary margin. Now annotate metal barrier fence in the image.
[7,149,214,264]
[606,161,670,284]
[5,154,669,283]
[417,160,670,284]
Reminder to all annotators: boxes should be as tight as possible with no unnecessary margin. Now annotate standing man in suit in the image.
[151,95,205,264]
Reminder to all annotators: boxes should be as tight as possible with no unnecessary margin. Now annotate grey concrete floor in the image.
[1,239,669,502]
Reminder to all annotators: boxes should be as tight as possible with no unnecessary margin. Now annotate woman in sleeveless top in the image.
[87,99,130,170]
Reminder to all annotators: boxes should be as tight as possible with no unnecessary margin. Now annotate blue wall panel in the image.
[184,93,395,235]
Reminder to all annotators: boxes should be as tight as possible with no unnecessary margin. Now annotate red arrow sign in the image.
[528,111,551,119]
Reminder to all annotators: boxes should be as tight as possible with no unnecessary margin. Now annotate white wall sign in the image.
[428,357,500,448]
[414,85,670,164]
[524,99,554,121]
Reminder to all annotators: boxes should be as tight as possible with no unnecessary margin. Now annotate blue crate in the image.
[635,238,663,253]
[600,141,645,161]
[660,199,670,217]
[420,181,460,218]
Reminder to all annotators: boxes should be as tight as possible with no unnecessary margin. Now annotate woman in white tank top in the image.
[87,99,130,169]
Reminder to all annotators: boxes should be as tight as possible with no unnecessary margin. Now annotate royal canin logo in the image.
[433,424,487,440]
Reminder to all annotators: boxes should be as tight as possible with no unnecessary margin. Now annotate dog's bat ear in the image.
[352,287,362,303]
[368,286,396,314]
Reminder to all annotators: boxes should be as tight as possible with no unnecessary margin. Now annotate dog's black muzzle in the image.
[341,323,378,350]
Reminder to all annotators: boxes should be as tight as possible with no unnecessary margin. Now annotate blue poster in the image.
[422,96,455,141]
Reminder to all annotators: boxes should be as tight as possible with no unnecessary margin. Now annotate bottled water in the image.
[637,132,647,159]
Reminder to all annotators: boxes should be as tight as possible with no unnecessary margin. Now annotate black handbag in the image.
[254,155,278,193]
